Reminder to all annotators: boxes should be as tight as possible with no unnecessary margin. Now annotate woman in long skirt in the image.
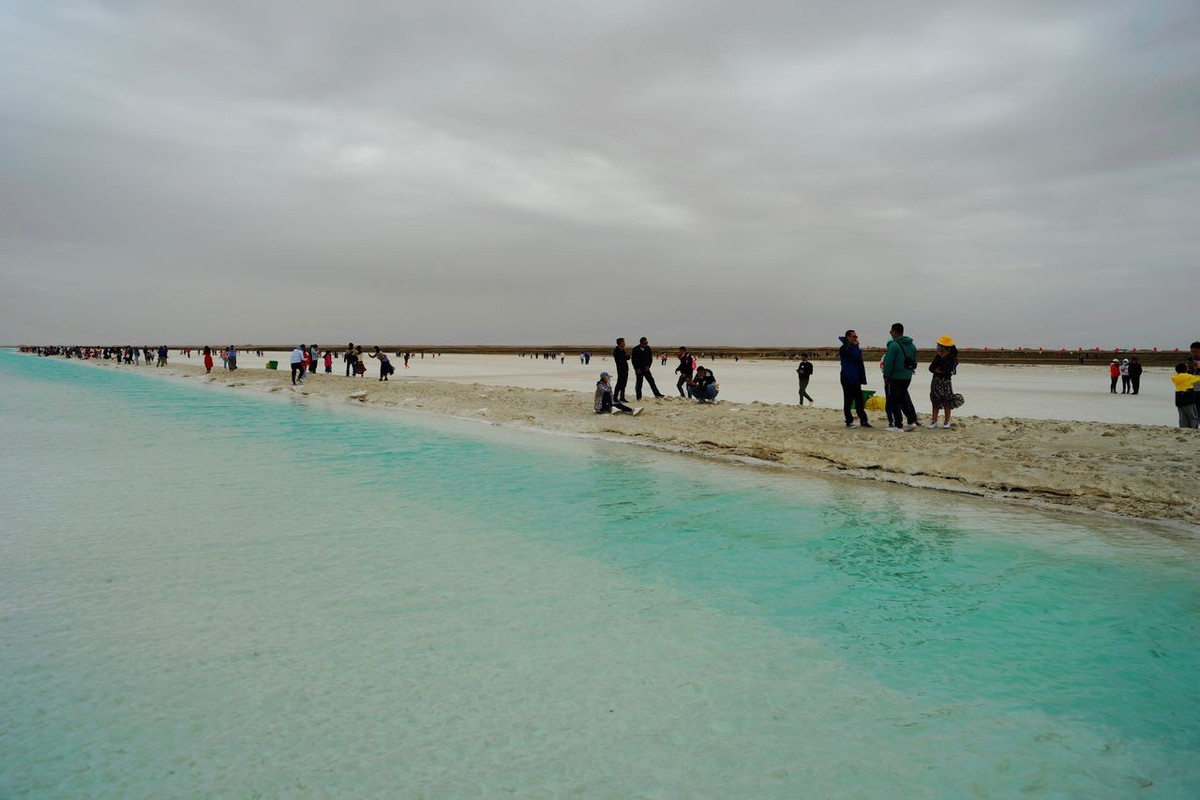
[928,335,959,429]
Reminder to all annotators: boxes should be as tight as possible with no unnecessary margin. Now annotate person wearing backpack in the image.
[882,322,919,432]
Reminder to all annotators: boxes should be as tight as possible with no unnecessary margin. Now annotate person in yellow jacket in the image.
[1171,363,1200,428]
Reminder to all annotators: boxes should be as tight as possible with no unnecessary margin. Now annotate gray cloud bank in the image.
[2,0,1198,349]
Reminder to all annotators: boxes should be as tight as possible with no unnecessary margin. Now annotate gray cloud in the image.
[2,0,1197,348]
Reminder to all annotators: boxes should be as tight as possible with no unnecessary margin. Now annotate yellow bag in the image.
[864,395,886,411]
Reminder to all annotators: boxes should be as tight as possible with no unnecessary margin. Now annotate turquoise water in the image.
[1,351,1197,798]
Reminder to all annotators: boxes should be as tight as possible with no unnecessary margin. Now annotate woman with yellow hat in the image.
[928,335,959,428]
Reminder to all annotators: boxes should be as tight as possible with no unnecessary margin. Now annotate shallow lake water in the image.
[2,351,1197,797]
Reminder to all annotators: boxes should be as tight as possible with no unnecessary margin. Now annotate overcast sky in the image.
[2,0,1197,349]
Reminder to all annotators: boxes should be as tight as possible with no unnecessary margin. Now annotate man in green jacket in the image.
[882,322,919,432]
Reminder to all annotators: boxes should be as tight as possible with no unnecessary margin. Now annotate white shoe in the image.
[632,407,644,416]
[927,421,939,428]
[903,424,917,432]
[941,422,953,429]
[886,426,902,432]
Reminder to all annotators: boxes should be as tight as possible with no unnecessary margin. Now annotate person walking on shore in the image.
[631,336,666,400]
[675,346,694,397]
[612,337,631,402]
[1128,356,1142,394]
[1109,359,1120,393]
[290,344,306,385]
[838,330,872,428]
[927,335,959,428]
[345,343,361,377]
[882,323,918,432]
[202,346,213,374]
[796,355,815,405]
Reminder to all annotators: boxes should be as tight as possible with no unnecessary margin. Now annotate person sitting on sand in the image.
[1172,363,1200,428]
[595,372,641,415]
[687,366,719,403]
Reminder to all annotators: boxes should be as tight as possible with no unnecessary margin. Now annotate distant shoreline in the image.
[9,344,1190,368]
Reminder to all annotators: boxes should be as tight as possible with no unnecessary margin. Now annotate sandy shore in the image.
[73,356,1200,526]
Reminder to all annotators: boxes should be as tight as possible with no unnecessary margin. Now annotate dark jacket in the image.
[796,361,813,379]
[838,337,867,385]
[929,351,957,378]
[612,346,630,374]
[631,344,653,370]
[676,354,694,378]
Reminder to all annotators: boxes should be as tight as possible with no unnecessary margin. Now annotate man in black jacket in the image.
[631,336,666,400]
[612,338,631,402]
[796,355,815,405]
[675,346,694,397]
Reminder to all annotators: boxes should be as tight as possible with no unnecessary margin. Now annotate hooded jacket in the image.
[838,337,868,385]
[882,335,917,381]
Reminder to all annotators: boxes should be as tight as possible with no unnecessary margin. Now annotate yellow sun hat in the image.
[936,335,955,347]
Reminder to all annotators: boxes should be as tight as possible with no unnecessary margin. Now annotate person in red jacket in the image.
[1108,359,1119,394]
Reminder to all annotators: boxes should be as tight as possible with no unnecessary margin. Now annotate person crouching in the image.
[687,366,719,403]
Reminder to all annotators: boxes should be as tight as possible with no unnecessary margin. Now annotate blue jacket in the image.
[838,337,867,385]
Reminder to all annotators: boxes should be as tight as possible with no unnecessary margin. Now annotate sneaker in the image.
[941,422,953,429]
[927,421,939,429]
[887,426,902,432]
[904,424,917,432]
[846,422,857,428]
[860,422,873,428]
[632,407,644,416]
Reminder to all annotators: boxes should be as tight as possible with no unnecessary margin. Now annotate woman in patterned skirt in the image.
[928,335,959,429]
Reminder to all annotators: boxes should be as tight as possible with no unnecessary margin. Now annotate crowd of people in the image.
[21,337,1200,428]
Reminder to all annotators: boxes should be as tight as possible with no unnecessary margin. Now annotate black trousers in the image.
[886,378,917,426]
[614,368,629,401]
[841,377,869,424]
[291,363,304,384]
[635,368,663,399]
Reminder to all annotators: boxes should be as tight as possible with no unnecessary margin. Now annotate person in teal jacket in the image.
[881,322,919,431]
